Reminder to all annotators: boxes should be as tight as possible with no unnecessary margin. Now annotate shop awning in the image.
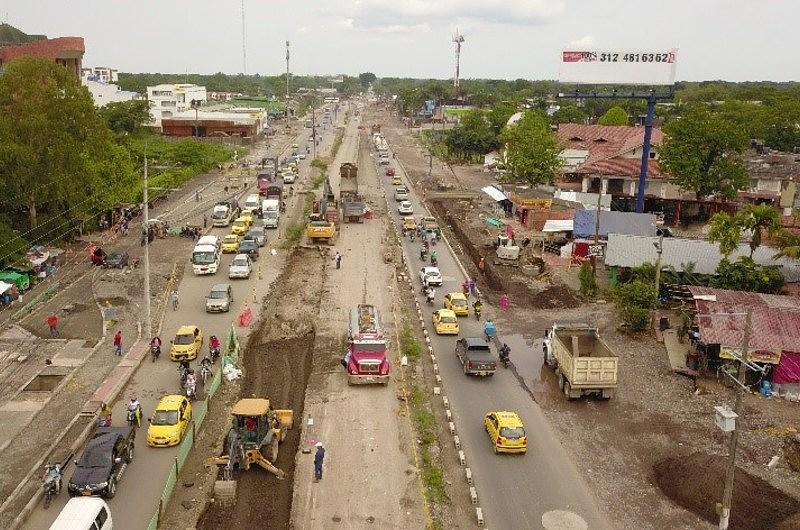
[542,220,574,233]
[0,281,13,294]
[481,186,507,202]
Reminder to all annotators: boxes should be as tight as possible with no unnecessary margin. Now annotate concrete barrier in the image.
[453,435,461,450]
[476,507,484,526]
[465,467,473,484]
[448,421,456,434]
[458,450,466,466]
[470,486,478,504]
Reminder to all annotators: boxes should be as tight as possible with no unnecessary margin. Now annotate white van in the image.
[192,243,221,275]
[50,497,112,530]
[262,199,280,228]
[243,194,261,214]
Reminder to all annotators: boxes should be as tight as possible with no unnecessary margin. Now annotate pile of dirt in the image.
[197,247,327,530]
[653,452,800,529]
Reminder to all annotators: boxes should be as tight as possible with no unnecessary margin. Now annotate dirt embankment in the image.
[197,246,328,530]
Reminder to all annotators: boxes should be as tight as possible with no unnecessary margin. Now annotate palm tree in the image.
[738,204,780,257]
[708,212,742,257]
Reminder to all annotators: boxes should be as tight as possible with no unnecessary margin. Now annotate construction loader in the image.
[207,399,293,502]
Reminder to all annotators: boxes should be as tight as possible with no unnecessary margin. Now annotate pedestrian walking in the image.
[46,313,59,338]
[478,257,486,275]
[99,402,112,427]
[195,190,201,202]
[334,252,342,270]
[121,220,129,236]
[313,442,325,482]
[499,292,510,311]
[171,289,179,311]
[113,331,122,356]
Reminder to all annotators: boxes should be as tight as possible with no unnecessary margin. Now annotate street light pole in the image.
[718,309,752,530]
[142,148,152,339]
[312,105,316,159]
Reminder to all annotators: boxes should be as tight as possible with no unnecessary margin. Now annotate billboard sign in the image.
[559,49,678,85]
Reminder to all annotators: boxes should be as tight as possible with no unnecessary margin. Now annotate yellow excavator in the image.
[207,398,293,484]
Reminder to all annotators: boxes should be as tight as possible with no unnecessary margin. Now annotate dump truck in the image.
[208,398,293,500]
[542,322,618,400]
[344,304,390,384]
[340,162,365,223]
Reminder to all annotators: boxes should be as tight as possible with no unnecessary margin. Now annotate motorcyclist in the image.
[43,463,62,494]
[430,250,438,267]
[420,247,428,261]
[426,287,436,305]
[499,343,511,364]
[185,370,197,399]
[178,359,190,386]
[127,397,142,427]
[200,356,213,381]
[473,299,483,319]
[209,335,221,361]
[484,318,496,340]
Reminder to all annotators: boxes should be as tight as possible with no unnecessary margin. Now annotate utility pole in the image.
[719,309,753,530]
[654,231,664,294]
[311,105,317,159]
[592,191,602,273]
[285,40,290,119]
[142,148,152,339]
[240,0,247,74]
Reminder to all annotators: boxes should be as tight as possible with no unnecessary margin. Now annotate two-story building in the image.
[0,23,84,79]
[81,66,139,107]
[146,83,207,127]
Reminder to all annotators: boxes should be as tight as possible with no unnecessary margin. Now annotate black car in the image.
[238,238,260,260]
[102,252,129,269]
[455,337,497,376]
[68,426,135,499]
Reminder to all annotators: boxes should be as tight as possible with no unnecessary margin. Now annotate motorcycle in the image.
[42,467,62,509]
[200,361,213,386]
[420,248,428,261]
[178,364,189,389]
[474,304,482,320]
[426,291,435,306]
[499,344,511,368]
[185,379,197,401]
[430,255,438,267]
[126,407,142,428]
[150,344,161,362]
[484,320,497,342]
[209,346,220,364]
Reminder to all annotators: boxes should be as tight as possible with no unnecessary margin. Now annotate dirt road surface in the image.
[20,117,333,530]
[288,104,426,529]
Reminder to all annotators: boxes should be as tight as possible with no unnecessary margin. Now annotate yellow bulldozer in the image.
[207,398,293,491]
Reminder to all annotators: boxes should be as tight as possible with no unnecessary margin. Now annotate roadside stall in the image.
[0,280,19,305]
[0,270,31,291]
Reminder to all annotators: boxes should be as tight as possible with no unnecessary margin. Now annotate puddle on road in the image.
[501,333,544,383]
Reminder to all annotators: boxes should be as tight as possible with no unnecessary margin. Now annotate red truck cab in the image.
[345,305,390,385]
[257,173,273,196]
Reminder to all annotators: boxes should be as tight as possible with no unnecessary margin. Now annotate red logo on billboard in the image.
[562,51,596,63]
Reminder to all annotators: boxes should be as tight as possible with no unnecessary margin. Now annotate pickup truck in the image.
[543,322,618,400]
[68,426,135,498]
[455,337,497,376]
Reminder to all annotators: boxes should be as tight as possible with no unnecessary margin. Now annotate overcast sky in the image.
[3,0,798,82]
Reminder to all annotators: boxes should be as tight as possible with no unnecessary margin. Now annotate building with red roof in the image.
[0,23,84,79]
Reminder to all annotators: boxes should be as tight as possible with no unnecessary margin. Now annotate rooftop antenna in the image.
[241,0,247,74]
[452,29,465,96]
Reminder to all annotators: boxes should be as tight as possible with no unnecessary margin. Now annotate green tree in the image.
[774,229,800,260]
[578,261,597,296]
[486,102,516,136]
[0,58,115,230]
[500,112,562,185]
[708,204,780,258]
[659,105,750,200]
[597,106,629,126]
[445,109,498,160]
[358,72,377,88]
[552,105,586,124]
[764,123,800,152]
[611,280,658,331]
[711,257,784,294]
[99,100,151,135]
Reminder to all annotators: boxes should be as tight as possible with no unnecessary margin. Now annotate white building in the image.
[146,83,207,127]
[81,67,139,107]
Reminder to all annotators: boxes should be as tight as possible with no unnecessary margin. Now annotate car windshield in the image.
[440,314,457,323]
[425,271,439,278]
[212,208,228,219]
[352,342,386,353]
[224,236,237,243]
[174,333,194,345]
[78,449,111,468]
[209,290,228,299]
[233,221,245,227]
[452,298,467,307]
[500,426,526,439]
[232,258,248,267]
[152,410,179,426]
[192,251,216,265]
[265,212,278,219]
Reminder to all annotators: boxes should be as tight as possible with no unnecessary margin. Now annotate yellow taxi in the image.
[239,210,256,225]
[169,325,203,361]
[222,234,241,253]
[484,411,527,454]
[432,309,459,335]
[147,395,192,447]
[391,175,403,186]
[402,216,418,232]
[443,292,469,316]
[231,218,249,236]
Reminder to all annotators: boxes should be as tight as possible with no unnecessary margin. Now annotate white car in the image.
[299,153,307,159]
[419,266,443,286]
[394,187,410,201]
[283,172,296,184]
[228,254,252,279]
[398,201,414,215]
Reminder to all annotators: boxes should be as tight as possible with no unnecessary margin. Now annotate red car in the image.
[385,167,396,176]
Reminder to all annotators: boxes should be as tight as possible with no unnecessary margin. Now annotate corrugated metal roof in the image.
[542,220,574,232]
[573,210,657,239]
[687,286,800,353]
[481,186,507,202]
[605,234,800,282]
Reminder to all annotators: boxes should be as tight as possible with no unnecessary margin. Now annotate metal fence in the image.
[145,324,241,528]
